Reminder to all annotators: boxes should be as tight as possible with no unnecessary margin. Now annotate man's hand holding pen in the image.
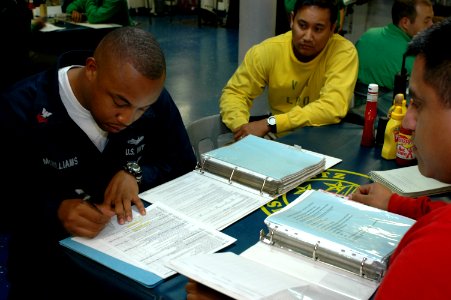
[58,165,147,238]
[75,188,104,215]
[58,196,115,238]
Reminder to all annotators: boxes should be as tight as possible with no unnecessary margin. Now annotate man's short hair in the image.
[95,27,166,80]
[293,0,339,26]
[405,17,451,107]
[392,0,432,25]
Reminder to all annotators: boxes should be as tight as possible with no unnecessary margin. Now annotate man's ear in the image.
[290,11,294,29]
[85,57,97,81]
[398,16,412,33]
[330,23,337,35]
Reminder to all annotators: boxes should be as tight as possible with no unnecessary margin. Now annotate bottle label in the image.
[367,92,378,102]
[394,129,400,142]
[396,132,415,160]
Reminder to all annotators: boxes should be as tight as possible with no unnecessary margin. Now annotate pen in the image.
[75,189,103,215]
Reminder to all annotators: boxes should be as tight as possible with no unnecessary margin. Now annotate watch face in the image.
[130,163,139,172]
[125,162,142,183]
[268,116,276,126]
[127,162,142,175]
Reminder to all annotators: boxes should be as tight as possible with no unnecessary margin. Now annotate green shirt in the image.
[355,23,414,90]
[66,0,133,26]
[284,0,296,13]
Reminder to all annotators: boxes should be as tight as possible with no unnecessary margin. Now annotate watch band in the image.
[267,116,277,133]
[124,162,143,184]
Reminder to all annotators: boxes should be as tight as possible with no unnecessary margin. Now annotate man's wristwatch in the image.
[123,162,143,184]
[267,116,277,133]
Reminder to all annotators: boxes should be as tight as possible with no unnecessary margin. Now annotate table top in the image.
[65,122,399,300]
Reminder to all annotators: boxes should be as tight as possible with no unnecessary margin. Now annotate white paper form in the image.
[168,252,326,300]
[296,147,342,170]
[39,22,65,32]
[71,202,235,278]
[168,245,372,300]
[72,22,122,29]
[241,242,378,299]
[139,171,273,230]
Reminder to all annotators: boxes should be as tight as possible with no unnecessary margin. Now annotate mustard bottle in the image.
[381,105,404,160]
[387,93,406,118]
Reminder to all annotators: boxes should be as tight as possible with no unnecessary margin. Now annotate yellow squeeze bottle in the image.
[388,93,406,118]
[382,105,404,160]
[401,98,407,115]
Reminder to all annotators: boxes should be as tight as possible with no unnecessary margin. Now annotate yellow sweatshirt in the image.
[220,31,358,136]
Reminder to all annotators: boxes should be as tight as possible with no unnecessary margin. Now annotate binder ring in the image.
[360,257,367,277]
[200,156,209,174]
[260,177,268,195]
[313,241,320,260]
[269,229,274,244]
[229,167,237,184]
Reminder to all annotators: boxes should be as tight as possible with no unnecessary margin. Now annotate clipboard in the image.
[60,237,163,288]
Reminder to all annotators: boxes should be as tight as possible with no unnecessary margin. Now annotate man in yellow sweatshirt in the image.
[220,0,358,140]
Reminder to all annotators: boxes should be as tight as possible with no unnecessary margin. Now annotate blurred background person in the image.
[355,0,434,91]
[66,0,134,26]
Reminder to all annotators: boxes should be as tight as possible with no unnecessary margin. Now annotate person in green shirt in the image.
[355,0,434,90]
[66,0,133,26]
[335,0,345,35]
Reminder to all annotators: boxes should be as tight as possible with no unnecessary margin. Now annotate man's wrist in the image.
[123,162,142,184]
[267,116,277,133]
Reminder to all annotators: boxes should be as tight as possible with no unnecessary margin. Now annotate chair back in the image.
[186,114,233,163]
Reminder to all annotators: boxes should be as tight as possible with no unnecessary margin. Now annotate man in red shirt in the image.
[350,16,451,300]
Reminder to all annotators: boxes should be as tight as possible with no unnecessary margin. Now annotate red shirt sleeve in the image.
[375,205,451,299]
[387,193,448,220]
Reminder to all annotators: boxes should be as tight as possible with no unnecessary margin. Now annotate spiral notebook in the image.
[369,165,451,197]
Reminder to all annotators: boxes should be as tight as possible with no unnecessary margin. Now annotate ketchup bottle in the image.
[361,83,378,147]
[396,125,417,166]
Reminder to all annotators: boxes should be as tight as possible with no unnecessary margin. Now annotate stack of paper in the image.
[200,135,326,196]
[369,165,451,197]
[263,189,414,281]
[60,203,235,287]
